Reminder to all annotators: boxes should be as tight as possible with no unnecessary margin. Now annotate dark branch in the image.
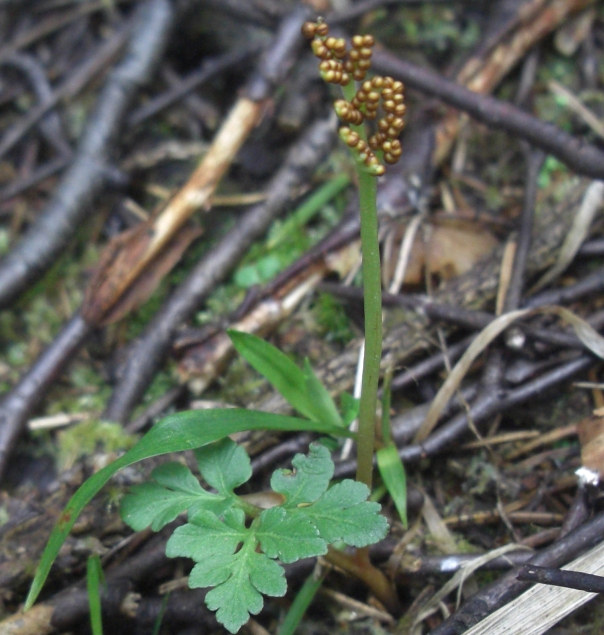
[372,49,604,179]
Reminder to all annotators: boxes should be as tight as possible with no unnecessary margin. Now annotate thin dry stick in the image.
[81,96,262,325]
[0,0,174,308]
[103,4,314,421]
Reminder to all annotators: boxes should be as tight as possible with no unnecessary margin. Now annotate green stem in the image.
[340,82,382,491]
[355,169,381,490]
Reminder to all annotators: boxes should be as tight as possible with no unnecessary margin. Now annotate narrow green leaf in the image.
[377,444,408,528]
[267,174,350,248]
[228,330,340,427]
[381,369,393,446]
[86,555,104,635]
[277,570,325,635]
[340,392,359,427]
[151,593,170,635]
[26,409,344,610]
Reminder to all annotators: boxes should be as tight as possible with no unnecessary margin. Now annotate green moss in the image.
[369,5,480,58]
[0,505,9,527]
[143,367,179,404]
[217,353,268,405]
[538,157,568,189]
[314,292,354,344]
[56,419,135,471]
[0,229,10,256]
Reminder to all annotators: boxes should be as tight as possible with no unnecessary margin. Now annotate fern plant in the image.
[25,19,407,633]
[122,438,386,633]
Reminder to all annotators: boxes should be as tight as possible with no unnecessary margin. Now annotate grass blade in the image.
[377,444,407,528]
[229,330,343,426]
[277,569,325,635]
[86,555,105,635]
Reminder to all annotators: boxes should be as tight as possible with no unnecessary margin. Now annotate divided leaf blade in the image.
[270,442,333,506]
[166,508,247,562]
[27,408,341,610]
[121,462,225,531]
[194,437,252,495]
[305,480,389,547]
[257,506,326,563]
[191,537,286,634]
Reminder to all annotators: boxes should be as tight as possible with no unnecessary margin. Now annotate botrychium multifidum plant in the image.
[302,19,405,494]
[25,19,406,635]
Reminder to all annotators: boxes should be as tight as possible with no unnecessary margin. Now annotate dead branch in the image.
[431,510,604,634]
[0,314,90,480]
[371,48,604,178]
[0,0,174,309]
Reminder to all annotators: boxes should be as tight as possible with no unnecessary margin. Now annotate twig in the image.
[0,0,126,62]
[320,282,594,352]
[257,177,592,417]
[0,52,71,156]
[517,563,604,593]
[0,533,219,634]
[397,550,533,577]
[328,0,475,25]
[81,5,311,328]
[501,148,544,313]
[371,49,604,179]
[0,314,91,480]
[127,45,260,128]
[0,0,175,308]
[579,239,604,257]
[333,353,594,478]
[431,510,604,634]
[0,156,70,203]
[526,265,604,308]
[559,485,591,537]
[125,385,186,433]
[389,336,474,392]
[0,11,132,160]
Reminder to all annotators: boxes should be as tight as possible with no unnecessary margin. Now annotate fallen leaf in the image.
[82,221,202,326]
[384,219,498,286]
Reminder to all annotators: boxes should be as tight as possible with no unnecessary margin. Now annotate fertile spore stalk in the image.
[302,20,405,490]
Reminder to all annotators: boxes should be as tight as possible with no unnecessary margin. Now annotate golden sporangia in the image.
[302,19,406,175]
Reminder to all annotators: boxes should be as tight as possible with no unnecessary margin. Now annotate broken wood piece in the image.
[83,221,203,325]
[81,96,263,326]
[463,540,604,635]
